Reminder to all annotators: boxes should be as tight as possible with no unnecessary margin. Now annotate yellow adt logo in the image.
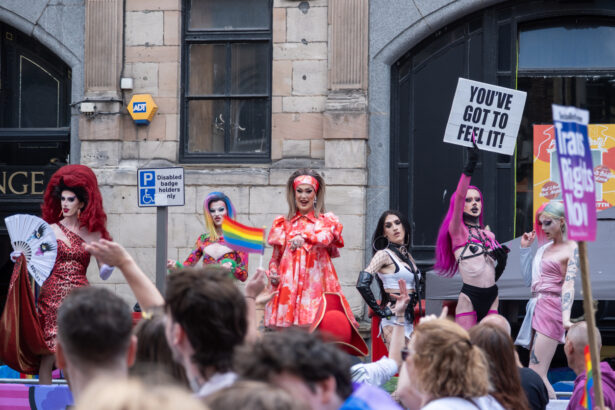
[127,94,158,125]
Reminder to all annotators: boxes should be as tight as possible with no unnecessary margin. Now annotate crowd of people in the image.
[0,152,613,410]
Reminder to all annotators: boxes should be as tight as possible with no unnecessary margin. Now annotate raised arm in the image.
[181,235,205,266]
[303,213,343,248]
[520,231,536,287]
[84,239,164,310]
[561,244,579,329]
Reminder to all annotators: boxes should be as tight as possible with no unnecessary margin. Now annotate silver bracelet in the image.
[394,317,405,326]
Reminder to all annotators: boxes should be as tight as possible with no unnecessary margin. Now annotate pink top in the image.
[532,259,564,295]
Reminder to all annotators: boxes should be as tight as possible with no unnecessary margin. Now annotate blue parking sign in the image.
[139,188,155,205]
[140,171,155,187]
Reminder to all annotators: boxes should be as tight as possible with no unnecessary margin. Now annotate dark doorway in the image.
[0,23,71,313]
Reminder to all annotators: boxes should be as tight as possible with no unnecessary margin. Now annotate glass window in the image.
[182,0,272,162]
[189,0,270,30]
[519,21,615,70]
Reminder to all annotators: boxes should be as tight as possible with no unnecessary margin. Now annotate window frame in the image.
[179,0,273,164]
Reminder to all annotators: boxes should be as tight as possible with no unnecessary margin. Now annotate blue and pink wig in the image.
[203,192,236,241]
[434,185,484,277]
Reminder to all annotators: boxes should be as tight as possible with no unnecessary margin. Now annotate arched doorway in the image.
[0,22,71,312]
[391,0,615,264]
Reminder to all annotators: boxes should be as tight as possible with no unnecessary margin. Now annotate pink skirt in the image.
[532,295,564,343]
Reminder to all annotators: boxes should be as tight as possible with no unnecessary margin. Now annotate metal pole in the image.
[578,240,605,409]
[156,206,168,295]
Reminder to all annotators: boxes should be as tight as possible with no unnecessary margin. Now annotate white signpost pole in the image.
[137,167,185,294]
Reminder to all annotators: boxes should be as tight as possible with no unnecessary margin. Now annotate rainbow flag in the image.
[221,216,266,254]
[580,344,593,409]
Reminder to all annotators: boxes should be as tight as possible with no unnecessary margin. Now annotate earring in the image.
[58,209,63,217]
[372,236,390,252]
[78,208,81,218]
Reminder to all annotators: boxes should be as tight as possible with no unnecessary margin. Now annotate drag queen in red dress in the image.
[37,165,111,383]
[167,192,248,281]
[264,169,357,329]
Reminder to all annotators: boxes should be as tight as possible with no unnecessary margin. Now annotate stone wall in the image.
[77,0,369,317]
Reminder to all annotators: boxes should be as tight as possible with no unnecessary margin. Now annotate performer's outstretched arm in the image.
[85,239,164,310]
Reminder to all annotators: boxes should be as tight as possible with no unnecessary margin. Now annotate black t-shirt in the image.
[519,366,549,410]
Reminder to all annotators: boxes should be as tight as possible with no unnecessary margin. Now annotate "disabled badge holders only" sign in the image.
[137,167,185,207]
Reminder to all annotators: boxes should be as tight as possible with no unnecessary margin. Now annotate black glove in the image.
[491,245,509,282]
[463,142,480,176]
[356,271,392,319]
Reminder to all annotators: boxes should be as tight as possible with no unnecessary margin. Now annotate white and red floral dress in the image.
[264,211,357,328]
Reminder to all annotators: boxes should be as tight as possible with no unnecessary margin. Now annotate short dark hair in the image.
[165,267,247,374]
[235,328,353,400]
[57,286,132,365]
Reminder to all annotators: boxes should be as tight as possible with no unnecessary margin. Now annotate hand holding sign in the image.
[462,136,480,176]
[444,78,527,155]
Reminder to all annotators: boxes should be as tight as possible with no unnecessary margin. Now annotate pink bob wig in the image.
[41,164,111,240]
[203,192,236,242]
[434,185,484,277]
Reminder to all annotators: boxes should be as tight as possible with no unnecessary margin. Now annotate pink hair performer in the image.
[434,143,509,330]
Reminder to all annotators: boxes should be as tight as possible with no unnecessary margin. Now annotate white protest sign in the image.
[443,78,527,155]
[137,167,185,207]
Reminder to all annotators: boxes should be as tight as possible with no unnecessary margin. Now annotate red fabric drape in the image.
[0,256,51,374]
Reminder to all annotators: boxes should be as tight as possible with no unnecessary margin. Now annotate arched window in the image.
[391,1,615,264]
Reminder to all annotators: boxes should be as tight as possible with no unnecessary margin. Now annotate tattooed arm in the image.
[561,244,579,330]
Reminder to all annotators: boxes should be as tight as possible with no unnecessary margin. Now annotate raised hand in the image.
[521,231,536,248]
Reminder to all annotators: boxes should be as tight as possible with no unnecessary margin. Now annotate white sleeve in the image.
[520,246,533,288]
[350,356,398,387]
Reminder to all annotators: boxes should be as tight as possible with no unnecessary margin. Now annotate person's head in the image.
[469,323,529,410]
[405,319,489,403]
[434,185,484,276]
[203,192,236,241]
[479,313,511,336]
[75,377,207,410]
[565,321,602,375]
[372,210,411,251]
[286,169,326,218]
[235,328,353,410]
[56,286,135,395]
[42,164,111,239]
[536,200,566,243]
[464,188,483,220]
[205,380,309,410]
[131,308,189,387]
[164,267,247,384]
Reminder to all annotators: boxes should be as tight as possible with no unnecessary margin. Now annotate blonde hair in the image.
[205,380,309,410]
[411,319,490,400]
[285,169,326,219]
[76,377,207,410]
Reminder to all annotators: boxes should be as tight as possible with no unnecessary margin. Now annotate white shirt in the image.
[422,395,504,410]
[196,371,237,398]
[350,356,398,387]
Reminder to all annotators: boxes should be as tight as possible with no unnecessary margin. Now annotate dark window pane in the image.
[229,99,268,153]
[189,0,270,30]
[231,43,269,94]
[519,23,615,69]
[20,56,59,127]
[189,44,226,95]
[412,42,466,247]
[187,99,227,153]
[498,24,510,71]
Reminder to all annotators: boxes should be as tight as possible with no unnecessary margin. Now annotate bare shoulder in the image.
[566,240,579,255]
